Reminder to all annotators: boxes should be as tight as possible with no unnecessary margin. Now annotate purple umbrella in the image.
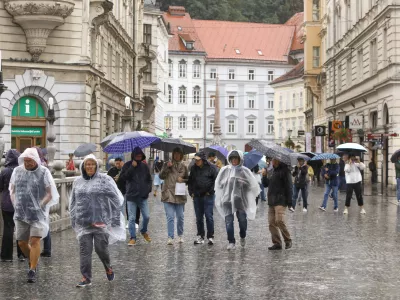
[201,145,228,161]
[103,131,160,154]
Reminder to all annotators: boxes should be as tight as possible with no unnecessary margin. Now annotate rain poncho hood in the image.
[10,147,59,239]
[215,150,259,220]
[70,154,125,244]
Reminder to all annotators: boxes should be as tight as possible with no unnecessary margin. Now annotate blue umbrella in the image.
[258,157,267,169]
[103,131,160,154]
[201,145,228,161]
[244,150,263,170]
[311,153,340,161]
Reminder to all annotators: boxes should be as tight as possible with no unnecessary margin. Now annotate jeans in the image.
[397,178,400,201]
[292,185,308,209]
[124,196,140,224]
[345,182,363,207]
[268,205,291,246]
[1,210,24,260]
[225,210,247,244]
[322,184,339,209]
[259,183,266,201]
[193,195,214,239]
[164,202,185,239]
[127,199,150,240]
[42,230,51,254]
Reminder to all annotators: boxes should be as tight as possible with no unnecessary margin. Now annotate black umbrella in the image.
[300,152,317,158]
[247,139,292,166]
[391,149,400,163]
[100,132,124,149]
[74,143,97,157]
[151,138,196,154]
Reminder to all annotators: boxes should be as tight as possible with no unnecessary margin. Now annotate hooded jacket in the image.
[267,162,293,207]
[187,153,218,197]
[119,147,152,200]
[321,163,340,186]
[0,149,20,212]
[292,163,308,188]
[159,147,189,204]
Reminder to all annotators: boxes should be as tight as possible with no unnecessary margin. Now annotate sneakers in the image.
[125,224,129,229]
[135,223,139,230]
[1,259,12,262]
[333,208,339,212]
[76,277,92,288]
[303,208,307,212]
[289,207,295,212]
[240,238,246,248]
[18,255,26,262]
[208,238,214,245]
[285,240,292,249]
[319,206,326,212]
[106,268,115,281]
[226,243,236,250]
[360,208,366,214]
[268,244,282,250]
[194,236,205,245]
[343,207,349,214]
[141,233,152,242]
[178,236,184,243]
[127,239,136,246]
[167,238,174,245]
[40,252,51,258]
[27,269,37,283]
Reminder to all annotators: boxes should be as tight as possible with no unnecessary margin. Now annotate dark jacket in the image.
[119,147,152,201]
[0,150,20,212]
[107,166,125,194]
[187,159,218,197]
[267,163,293,207]
[339,159,346,177]
[292,164,308,188]
[321,163,340,186]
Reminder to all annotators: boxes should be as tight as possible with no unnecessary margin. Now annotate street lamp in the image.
[166,128,172,138]
[338,110,346,122]
[46,97,57,169]
[287,129,293,140]
[124,96,131,110]
[135,107,144,130]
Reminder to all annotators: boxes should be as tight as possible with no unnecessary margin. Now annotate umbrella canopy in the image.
[100,132,124,149]
[300,152,317,158]
[390,149,400,163]
[74,143,97,157]
[244,150,263,170]
[337,143,367,153]
[248,139,292,166]
[103,131,160,154]
[290,153,311,163]
[311,153,340,161]
[151,138,196,154]
[284,148,295,153]
[258,156,267,169]
[201,145,228,161]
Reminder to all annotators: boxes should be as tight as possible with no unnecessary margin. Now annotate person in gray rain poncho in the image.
[215,150,259,250]
[70,154,125,288]
[9,148,59,283]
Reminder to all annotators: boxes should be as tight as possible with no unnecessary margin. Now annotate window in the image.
[248,69,255,80]
[179,60,187,78]
[168,85,173,103]
[267,70,274,81]
[193,116,201,130]
[357,48,363,81]
[337,62,342,91]
[228,95,235,108]
[286,92,290,110]
[347,56,352,87]
[299,119,304,130]
[108,45,112,80]
[209,95,215,108]
[370,39,377,75]
[193,61,201,78]
[267,121,274,134]
[143,24,152,44]
[313,0,320,21]
[299,92,303,108]
[292,120,296,134]
[268,97,274,109]
[178,117,187,129]
[371,111,378,128]
[383,28,388,65]
[292,93,296,108]
[165,116,173,129]
[193,86,201,104]
[313,47,320,68]
[115,52,120,87]
[122,59,127,90]
[179,86,187,104]
[248,120,255,133]
[279,94,283,110]
[228,120,235,133]
[279,121,283,138]
[143,62,152,83]
[228,69,235,80]
[168,60,173,78]
[186,42,193,50]
[210,68,217,79]
[128,65,133,94]
[248,94,255,109]
[209,120,214,133]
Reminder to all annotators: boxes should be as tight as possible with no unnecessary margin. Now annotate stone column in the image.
[212,76,222,145]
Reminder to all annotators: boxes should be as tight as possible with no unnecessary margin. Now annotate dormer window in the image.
[186,42,193,50]
[179,34,195,51]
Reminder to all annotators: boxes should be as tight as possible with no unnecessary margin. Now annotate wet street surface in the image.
[1,184,400,299]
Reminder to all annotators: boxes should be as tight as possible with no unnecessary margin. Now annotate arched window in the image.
[179,86,187,104]
[193,60,201,78]
[193,86,201,104]
[178,60,187,78]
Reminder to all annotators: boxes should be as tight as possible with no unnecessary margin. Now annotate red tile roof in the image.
[192,20,295,62]
[271,61,304,84]
[285,12,304,52]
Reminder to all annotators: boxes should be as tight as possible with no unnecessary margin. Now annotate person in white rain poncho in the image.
[215,150,259,250]
[9,148,59,283]
[69,154,125,288]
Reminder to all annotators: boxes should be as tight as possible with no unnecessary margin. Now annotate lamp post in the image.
[0,50,8,157]
[135,107,144,130]
[123,96,132,132]
[338,110,346,122]
[287,129,293,140]
[46,97,57,169]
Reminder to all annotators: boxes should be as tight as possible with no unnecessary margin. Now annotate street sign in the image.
[315,126,326,136]
[331,120,344,131]
[298,130,305,136]
[349,115,363,129]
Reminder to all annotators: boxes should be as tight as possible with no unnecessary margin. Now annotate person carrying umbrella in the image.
[289,157,309,213]
[159,147,189,245]
[208,152,223,169]
[319,158,340,212]
[344,154,366,214]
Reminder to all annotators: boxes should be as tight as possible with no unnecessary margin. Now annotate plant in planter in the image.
[295,145,302,152]
[333,128,352,143]
[284,139,295,149]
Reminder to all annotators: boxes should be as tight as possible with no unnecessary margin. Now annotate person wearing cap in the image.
[188,152,218,245]
[9,148,59,283]
[289,157,309,212]
[207,152,223,169]
[344,154,366,214]
[319,158,340,212]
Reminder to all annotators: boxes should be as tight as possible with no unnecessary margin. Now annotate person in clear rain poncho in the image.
[215,150,259,250]
[9,148,59,283]
[69,154,125,287]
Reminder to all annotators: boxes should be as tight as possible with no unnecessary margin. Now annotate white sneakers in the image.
[289,207,295,212]
[194,236,204,245]
[240,238,246,248]
[178,236,184,243]
[303,208,308,212]
[167,238,173,245]
[343,207,348,214]
[360,208,366,214]
[319,206,326,212]
[227,243,236,250]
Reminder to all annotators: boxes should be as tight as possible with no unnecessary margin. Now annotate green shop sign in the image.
[11,127,43,136]
[12,96,45,118]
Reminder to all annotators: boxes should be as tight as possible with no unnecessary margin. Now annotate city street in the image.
[0,185,399,299]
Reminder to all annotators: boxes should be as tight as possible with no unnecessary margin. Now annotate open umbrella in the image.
[290,153,311,164]
[151,138,196,154]
[100,132,124,149]
[311,153,340,161]
[104,131,160,154]
[248,139,292,166]
[244,149,263,170]
[284,148,294,153]
[300,152,317,158]
[390,149,400,163]
[201,145,228,161]
[337,143,367,153]
[74,143,97,157]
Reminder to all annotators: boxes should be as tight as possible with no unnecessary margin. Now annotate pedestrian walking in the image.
[339,155,347,192]
[159,147,189,245]
[119,148,152,246]
[290,158,309,212]
[344,154,366,214]
[308,165,314,186]
[70,154,125,287]
[187,152,218,245]
[369,158,378,183]
[153,159,164,197]
[215,150,259,250]
[263,158,293,251]
[9,148,59,283]
[0,149,25,262]
[319,159,340,212]
[207,152,223,169]
[66,153,75,171]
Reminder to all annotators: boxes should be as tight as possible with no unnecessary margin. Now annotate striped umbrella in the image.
[103,131,160,154]
[311,153,340,161]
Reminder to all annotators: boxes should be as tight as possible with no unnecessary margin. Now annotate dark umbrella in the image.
[300,152,317,158]
[290,153,311,165]
[248,139,292,166]
[100,132,124,149]
[390,149,400,163]
[151,138,196,154]
[201,145,228,161]
[244,150,263,170]
[104,131,160,154]
[74,143,97,157]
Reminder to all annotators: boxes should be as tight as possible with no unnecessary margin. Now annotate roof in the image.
[285,12,304,52]
[163,7,206,53]
[192,20,295,62]
[271,61,304,85]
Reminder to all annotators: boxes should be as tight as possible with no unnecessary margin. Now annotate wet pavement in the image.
[1,184,400,299]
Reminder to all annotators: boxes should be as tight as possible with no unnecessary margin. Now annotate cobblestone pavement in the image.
[1,184,400,300]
